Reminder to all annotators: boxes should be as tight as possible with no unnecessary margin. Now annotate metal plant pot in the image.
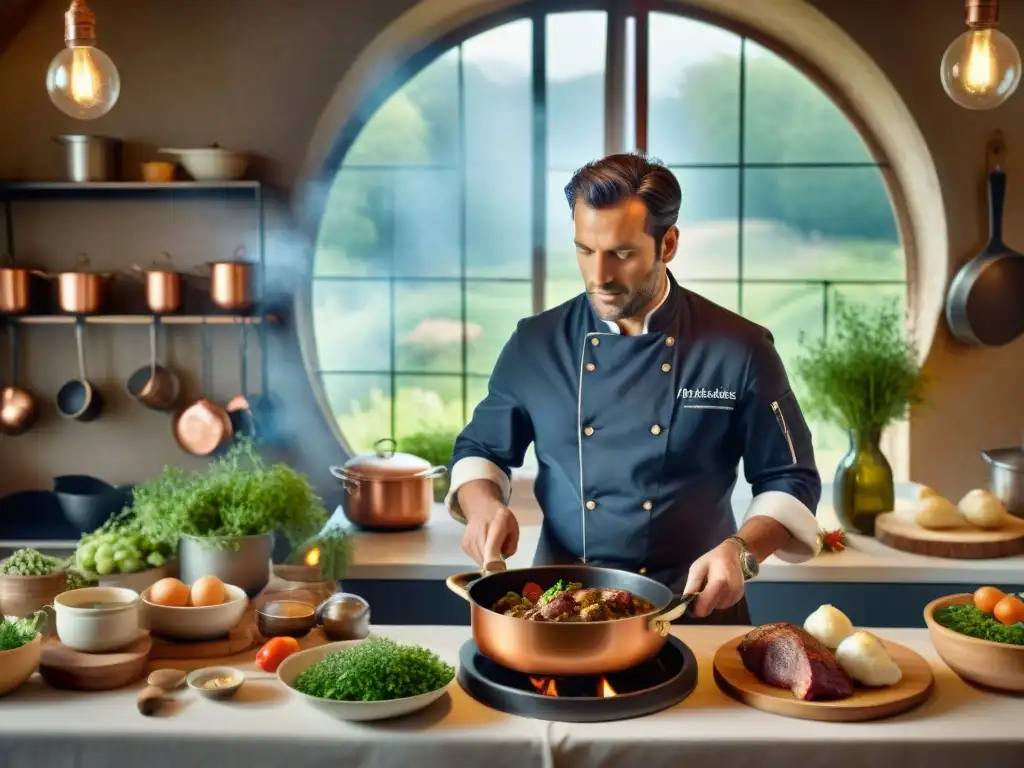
[178,533,272,597]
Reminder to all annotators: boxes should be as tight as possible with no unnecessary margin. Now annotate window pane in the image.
[394,281,462,374]
[464,20,533,278]
[346,49,460,167]
[315,168,391,277]
[671,167,739,279]
[394,374,465,442]
[545,278,582,310]
[322,373,392,455]
[312,280,391,372]
[826,283,906,338]
[647,13,741,164]
[676,279,739,313]
[547,11,607,170]
[741,282,825,370]
[742,168,902,281]
[744,41,872,164]
[546,170,578,281]
[467,281,532,375]
[393,168,461,278]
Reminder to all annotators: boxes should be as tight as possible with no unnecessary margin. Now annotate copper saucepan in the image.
[446,563,705,676]
[0,262,48,315]
[209,245,253,312]
[0,325,38,436]
[173,321,232,456]
[56,254,110,315]
[133,253,182,314]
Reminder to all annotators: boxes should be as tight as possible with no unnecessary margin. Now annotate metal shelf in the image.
[7,314,274,326]
[0,181,262,200]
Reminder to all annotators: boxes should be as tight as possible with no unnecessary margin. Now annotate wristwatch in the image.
[725,535,759,580]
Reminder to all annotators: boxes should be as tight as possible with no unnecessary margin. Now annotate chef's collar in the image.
[601,270,673,336]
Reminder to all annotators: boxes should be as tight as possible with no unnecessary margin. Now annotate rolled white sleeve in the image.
[445,457,512,524]
[743,490,821,563]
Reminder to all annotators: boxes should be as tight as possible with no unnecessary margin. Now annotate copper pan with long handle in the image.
[174,321,231,456]
[445,559,748,676]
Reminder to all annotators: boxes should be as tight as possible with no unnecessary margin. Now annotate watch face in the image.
[741,550,759,578]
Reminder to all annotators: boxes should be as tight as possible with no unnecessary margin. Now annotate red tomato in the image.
[522,582,543,603]
[256,636,301,673]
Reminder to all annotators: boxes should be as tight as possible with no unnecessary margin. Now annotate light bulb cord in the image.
[965,0,1000,28]
[64,0,97,47]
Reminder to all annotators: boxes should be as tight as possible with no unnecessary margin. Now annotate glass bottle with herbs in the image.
[795,298,926,535]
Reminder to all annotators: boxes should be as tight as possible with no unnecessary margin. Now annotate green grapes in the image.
[75,524,174,576]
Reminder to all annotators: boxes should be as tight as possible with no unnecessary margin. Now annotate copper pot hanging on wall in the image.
[209,245,253,311]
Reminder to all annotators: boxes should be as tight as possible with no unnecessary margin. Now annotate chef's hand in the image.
[683,539,745,618]
[461,502,519,568]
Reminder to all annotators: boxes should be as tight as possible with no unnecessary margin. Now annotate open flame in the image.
[528,676,618,697]
[304,547,321,567]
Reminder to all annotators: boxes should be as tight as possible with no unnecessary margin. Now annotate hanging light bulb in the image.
[941,0,1021,110]
[45,0,121,120]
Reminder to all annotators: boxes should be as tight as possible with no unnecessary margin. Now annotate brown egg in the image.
[190,575,226,607]
[149,577,190,607]
[973,586,1006,614]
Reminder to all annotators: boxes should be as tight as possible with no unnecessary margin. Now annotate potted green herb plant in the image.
[794,298,926,536]
[128,440,351,596]
[400,430,458,502]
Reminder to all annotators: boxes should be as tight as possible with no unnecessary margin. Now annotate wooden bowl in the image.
[924,593,1024,692]
[0,570,67,618]
[0,633,41,696]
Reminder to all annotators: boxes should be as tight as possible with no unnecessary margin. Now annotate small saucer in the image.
[186,666,245,700]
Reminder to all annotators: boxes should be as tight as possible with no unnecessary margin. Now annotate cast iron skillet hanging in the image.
[946,134,1024,347]
[56,319,103,421]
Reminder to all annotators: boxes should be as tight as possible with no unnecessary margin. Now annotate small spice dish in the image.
[256,600,316,638]
[186,666,245,700]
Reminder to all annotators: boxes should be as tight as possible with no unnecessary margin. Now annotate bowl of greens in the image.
[277,636,456,721]
[0,611,46,696]
[924,590,1024,692]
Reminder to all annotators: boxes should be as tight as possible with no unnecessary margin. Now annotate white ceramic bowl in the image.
[277,639,453,722]
[140,583,248,640]
[54,586,140,653]
[186,666,245,700]
[0,633,41,696]
[158,148,248,181]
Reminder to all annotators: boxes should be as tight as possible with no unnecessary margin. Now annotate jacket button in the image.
[583,426,594,436]
[665,336,675,346]
[650,424,662,435]
[591,337,600,346]
[642,500,653,511]
[639,567,648,575]
[586,362,596,372]
[586,500,596,510]
[661,363,671,372]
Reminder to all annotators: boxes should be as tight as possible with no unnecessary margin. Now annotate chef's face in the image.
[573,198,678,322]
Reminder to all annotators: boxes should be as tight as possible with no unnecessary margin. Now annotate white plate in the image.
[277,638,453,722]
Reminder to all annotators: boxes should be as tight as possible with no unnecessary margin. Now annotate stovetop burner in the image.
[457,635,698,722]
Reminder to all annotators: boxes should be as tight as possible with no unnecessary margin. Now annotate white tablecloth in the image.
[0,626,1021,768]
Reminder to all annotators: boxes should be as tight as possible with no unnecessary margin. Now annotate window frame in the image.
[305,0,914,477]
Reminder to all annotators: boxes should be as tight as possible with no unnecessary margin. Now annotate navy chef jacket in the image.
[445,271,823,591]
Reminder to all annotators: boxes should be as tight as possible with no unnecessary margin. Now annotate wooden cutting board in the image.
[875,511,1024,558]
[712,635,934,722]
[39,635,152,691]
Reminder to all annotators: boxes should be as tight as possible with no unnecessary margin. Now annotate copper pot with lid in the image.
[329,438,447,531]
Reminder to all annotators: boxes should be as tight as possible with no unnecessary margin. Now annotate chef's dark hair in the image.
[564,153,681,256]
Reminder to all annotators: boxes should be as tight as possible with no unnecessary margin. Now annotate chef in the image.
[446,153,822,624]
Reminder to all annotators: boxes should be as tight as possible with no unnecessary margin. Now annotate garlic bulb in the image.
[958,488,1008,529]
[915,495,968,530]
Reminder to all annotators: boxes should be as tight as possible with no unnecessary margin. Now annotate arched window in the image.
[310,6,905,477]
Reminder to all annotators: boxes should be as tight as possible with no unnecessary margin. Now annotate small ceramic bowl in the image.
[53,586,140,653]
[186,666,245,700]
[256,600,316,638]
[140,583,248,641]
[141,161,176,183]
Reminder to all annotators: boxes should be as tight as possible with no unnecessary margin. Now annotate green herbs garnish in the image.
[292,637,454,702]
[934,603,1024,646]
[0,548,65,576]
[0,611,47,651]
[540,579,582,604]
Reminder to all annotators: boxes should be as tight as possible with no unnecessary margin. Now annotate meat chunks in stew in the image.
[491,579,657,622]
